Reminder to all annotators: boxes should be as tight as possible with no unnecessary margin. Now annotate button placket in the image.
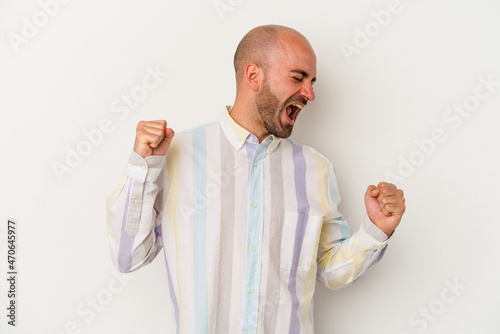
[242,139,267,334]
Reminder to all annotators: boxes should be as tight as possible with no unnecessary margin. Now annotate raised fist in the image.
[133,120,175,158]
[364,182,406,237]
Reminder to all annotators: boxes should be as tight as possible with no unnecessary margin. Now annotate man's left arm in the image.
[316,165,406,290]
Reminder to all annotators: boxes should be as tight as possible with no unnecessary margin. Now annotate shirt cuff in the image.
[125,150,166,182]
[359,214,391,245]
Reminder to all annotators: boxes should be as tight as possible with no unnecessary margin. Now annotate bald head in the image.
[233,25,310,88]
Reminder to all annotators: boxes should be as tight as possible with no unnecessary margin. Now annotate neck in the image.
[229,98,270,143]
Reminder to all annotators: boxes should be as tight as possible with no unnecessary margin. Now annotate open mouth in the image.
[285,104,303,123]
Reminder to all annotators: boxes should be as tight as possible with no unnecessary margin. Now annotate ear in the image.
[244,63,263,91]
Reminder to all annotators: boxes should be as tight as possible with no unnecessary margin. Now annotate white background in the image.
[1,0,499,333]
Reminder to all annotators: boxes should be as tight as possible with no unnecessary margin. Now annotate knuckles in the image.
[372,182,406,218]
[136,120,167,130]
[379,196,389,206]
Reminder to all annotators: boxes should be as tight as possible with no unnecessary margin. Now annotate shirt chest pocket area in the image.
[279,211,323,273]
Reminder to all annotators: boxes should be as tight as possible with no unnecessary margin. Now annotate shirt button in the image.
[140,165,146,170]
[251,247,256,252]
[248,137,254,142]
[133,199,140,204]
[249,289,254,295]
[253,162,257,167]
[252,202,257,208]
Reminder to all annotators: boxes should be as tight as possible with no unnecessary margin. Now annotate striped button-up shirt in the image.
[107,106,390,334]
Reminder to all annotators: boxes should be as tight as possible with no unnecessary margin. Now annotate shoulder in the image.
[279,138,339,187]
[280,137,334,169]
[177,120,220,137]
[166,120,219,160]
[170,120,221,147]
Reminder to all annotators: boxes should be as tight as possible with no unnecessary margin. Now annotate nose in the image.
[300,81,315,101]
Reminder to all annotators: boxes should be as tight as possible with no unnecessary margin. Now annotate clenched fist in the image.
[133,120,175,158]
[364,182,406,237]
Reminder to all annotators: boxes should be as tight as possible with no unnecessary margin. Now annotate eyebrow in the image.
[290,69,316,83]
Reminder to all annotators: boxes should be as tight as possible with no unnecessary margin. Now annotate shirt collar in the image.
[220,105,282,153]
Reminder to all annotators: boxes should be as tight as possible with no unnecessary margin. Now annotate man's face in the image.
[255,78,308,139]
[254,34,317,139]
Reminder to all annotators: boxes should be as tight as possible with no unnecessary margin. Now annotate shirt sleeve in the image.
[106,150,167,273]
[316,163,391,290]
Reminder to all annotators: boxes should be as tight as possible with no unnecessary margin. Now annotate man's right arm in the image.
[106,120,175,273]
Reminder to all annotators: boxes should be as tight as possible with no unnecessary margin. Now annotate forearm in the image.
[106,151,166,272]
[316,215,389,290]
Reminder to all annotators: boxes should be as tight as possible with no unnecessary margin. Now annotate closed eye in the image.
[293,77,303,82]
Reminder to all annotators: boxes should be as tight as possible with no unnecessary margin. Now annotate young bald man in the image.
[107,25,405,333]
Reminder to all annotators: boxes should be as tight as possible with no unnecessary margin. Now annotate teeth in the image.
[292,104,303,109]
